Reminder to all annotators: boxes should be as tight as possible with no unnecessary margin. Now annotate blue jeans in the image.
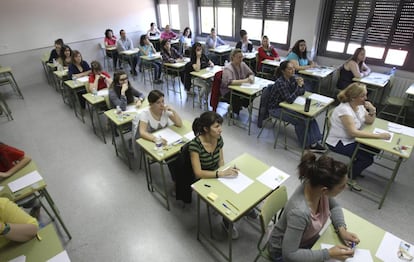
[269,108,322,147]
[327,141,378,178]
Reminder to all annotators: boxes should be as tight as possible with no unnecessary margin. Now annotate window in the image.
[199,0,233,37]
[241,0,295,49]
[319,0,414,71]
[157,0,181,30]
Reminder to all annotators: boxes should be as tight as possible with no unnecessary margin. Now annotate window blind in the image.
[242,0,293,21]
[391,0,414,47]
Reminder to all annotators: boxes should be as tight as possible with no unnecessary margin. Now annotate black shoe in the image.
[308,142,327,153]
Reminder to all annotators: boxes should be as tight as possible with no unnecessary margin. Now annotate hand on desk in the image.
[377,132,391,140]
[219,167,239,178]
[295,77,304,87]
[339,229,360,247]
[328,245,355,261]
[135,99,142,108]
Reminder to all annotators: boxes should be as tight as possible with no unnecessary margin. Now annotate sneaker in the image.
[246,209,259,220]
[308,142,327,153]
[222,219,239,240]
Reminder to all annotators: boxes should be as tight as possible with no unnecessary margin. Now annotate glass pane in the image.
[159,4,169,28]
[364,45,385,59]
[326,41,345,53]
[241,18,262,41]
[170,4,180,30]
[264,20,288,44]
[217,7,233,37]
[346,43,361,55]
[385,49,407,66]
[201,7,214,34]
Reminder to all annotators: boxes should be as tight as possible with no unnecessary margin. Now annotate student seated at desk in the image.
[137,90,182,145]
[326,83,390,182]
[160,25,177,41]
[0,143,31,179]
[147,22,161,37]
[206,28,227,64]
[139,35,163,84]
[257,35,280,72]
[68,50,91,79]
[287,39,316,91]
[221,48,254,115]
[57,45,72,69]
[268,151,359,262]
[0,197,39,248]
[104,29,120,70]
[88,61,112,93]
[108,71,144,111]
[267,61,326,153]
[337,48,371,90]
[235,29,253,53]
[48,38,64,63]
[117,29,139,76]
[180,27,193,56]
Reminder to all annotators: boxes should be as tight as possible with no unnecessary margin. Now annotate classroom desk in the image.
[0,66,23,99]
[312,208,384,262]
[192,153,276,262]
[260,59,281,75]
[83,90,108,144]
[209,46,233,66]
[163,58,189,99]
[406,82,414,102]
[0,161,72,239]
[228,77,275,135]
[119,48,140,75]
[52,69,70,104]
[348,118,414,209]
[64,78,89,123]
[104,101,149,169]
[353,72,391,104]
[149,36,161,51]
[140,52,162,84]
[0,224,66,262]
[277,92,334,155]
[298,66,336,94]
[242,51,257,71]
[41,58,54,86]
[190,65,223,110]
[136,120,192,210]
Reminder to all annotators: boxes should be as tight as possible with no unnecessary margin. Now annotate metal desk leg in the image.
[274,110,283,149]
[159,162,170,210]
[228,221,233,262]
[72,89,85,123]
[301,118,310,156]
[86,103,96,135]
[247,96,254,135]
[41,189,72,239]
[118,125,132,170]
[197,195,201,240]
[378,157,402,209]
[228,90,234,125]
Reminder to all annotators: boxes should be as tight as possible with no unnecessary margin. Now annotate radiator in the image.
[389,77,414,97]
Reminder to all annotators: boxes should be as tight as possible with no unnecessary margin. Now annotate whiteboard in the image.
[0,0,156,55]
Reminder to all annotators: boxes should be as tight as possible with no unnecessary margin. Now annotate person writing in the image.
[108,71,145,111]
[337,47,371,90]
[267,61,326,153]
[326,83,390,183]
[268,151,359,262]
[88,61,112,93]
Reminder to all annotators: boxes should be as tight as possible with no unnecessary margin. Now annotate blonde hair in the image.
[337,83,367,103]
[230,48,243,61]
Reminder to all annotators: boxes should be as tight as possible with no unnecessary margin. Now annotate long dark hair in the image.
[298,151,347,190]
[60,45,72,59]
[192,112,223,136]
[183,27,192,38]
[275,60,290,79]
[147,90,164,104]
[110,70,135,104]
[139,34,147,47]
[190,42,203,62]
[105,29,113,39]
[291,39,307,59]
[349,47,365,70]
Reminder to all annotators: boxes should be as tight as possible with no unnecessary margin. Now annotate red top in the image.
[104,36,117,46]
[0,144,25,172]
[89,71,111,90]
[257,46,280,71]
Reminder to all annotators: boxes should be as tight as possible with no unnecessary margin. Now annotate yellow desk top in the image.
[164,59,190,69]
[229,77,274,96]
[192,153,274,222]
[106,46,117,51]
[119,48,140,55]
[64,79,89,90]
[83,92,106,105]
[353,72,390,88]
[261,59,281,67]
[104,100,149,126]
[355,118,414,159]
[209,46,233,54]
[141,52,161,61]
[279,92,334,118]
[313,208,385,262]
[53,70,68,79]
[0,224,65,262]
[0,66,12,74]
[0,161,46,202]
[136,120,192,162]
[298,67,336,78]
[405,83,414,96]
[190,66,223,79]
[242,51,257,60]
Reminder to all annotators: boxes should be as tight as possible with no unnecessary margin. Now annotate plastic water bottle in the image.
[57,63,63,72]
[91,87,98,98]
[389,66,397,76]
[149,49,153,57]
[155,136,163,155]
[116,105,123,121]
[53,58,57,66]
[224,60,229,66]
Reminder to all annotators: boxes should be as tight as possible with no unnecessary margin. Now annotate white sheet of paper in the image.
[256,166,290,189]
[152,128,182,145]
[293,96,306,105]
[8,255,26,262]
[218,171,254,194]
[201,72,214,78]
[321,244,373,262]
[8,171,43,193]
[388,122,414,137]
[97,89,108,97]
[47,250,71,262]
[183,131,195,141]
[240,83,262,89]
[309,93,334,104]
[376,232,414,262]
[77,76,89,83]
[124,105,146,114]
[373,128,393,142]
[0,185,4,191]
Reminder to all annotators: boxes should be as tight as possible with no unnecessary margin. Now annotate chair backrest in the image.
[322,108,334,145]
[257,84,273,128]
[174,141,196,203]
[210,70,223,112]
[259,186,288,233]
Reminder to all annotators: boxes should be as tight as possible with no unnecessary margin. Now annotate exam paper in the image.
[77,76,89,83]
[376,232,414,262]
[308,93,334,104]
[8,255,26,262]
[293,96,306,105]
[201,72,214,78]
[153,128,182,145]
[256,166,290,189]
[47,250,71,262]
[388,122,414,137]
[218,172,254,194]
[183,131,195,141]
[97,89,108,97]
[240,83,262,89]
[124,105,146,114]
[373,128,393,142]
[8,171,43,193]
[321,244,373,262]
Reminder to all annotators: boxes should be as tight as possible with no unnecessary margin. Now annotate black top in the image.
[336,66,355,90]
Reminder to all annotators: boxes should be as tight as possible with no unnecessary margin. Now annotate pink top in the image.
[301,195,330,247]
[160,31,177,40]
[105,36,117,46]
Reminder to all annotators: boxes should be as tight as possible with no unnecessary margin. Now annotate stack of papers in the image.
[152,128,182,145]
[388,122,414,137]
[256,166,290,189]
[8,171,43,193]
[218,172,253,194]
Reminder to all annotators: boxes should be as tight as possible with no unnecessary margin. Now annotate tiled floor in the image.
[1,73,413,261]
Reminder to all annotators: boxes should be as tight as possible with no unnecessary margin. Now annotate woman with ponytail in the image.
[268,151,359,262]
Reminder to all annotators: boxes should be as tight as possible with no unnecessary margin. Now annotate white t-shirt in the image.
[138,108,173,133]
[326,102,366,146]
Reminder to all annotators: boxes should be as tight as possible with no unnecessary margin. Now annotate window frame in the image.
[155,0,181,31]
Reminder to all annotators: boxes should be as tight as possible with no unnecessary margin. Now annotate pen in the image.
[204,184,211,188]
[397,138,401,145]
[226,200,240,211]
[351,242,356,249]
